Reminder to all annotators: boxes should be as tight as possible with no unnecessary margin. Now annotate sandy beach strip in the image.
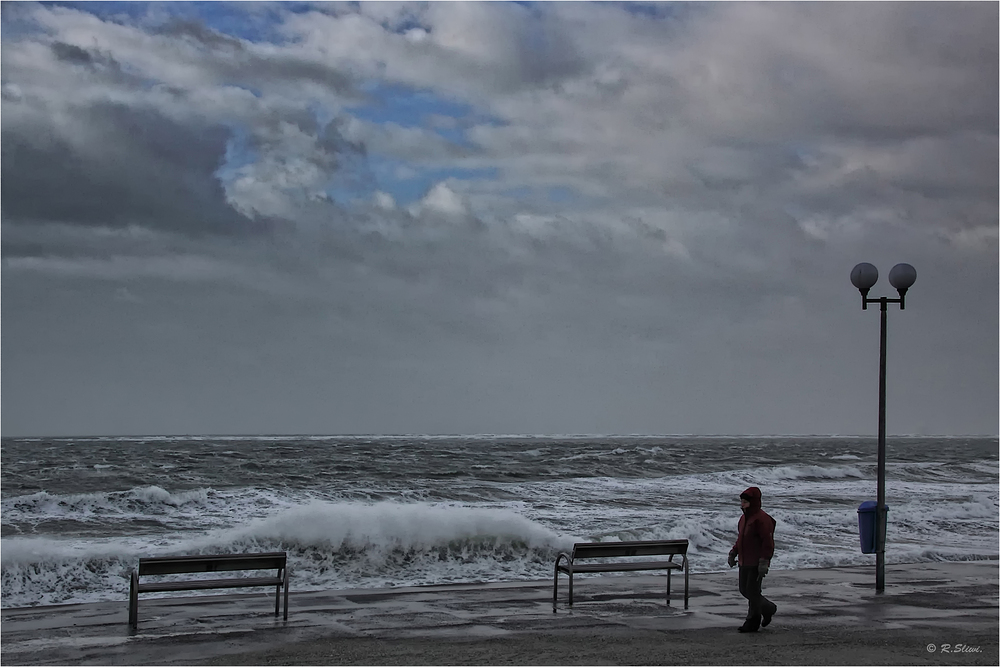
[2,561,997,666]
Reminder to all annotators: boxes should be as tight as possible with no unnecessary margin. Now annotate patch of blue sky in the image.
[619,2,673,19]
[351,83,473,124]
[172,1,312,44]
[214,123,259,184]
[513,1,687,20]
[619,2,707,23]
[354,154,499,207]
[349,82,503,150]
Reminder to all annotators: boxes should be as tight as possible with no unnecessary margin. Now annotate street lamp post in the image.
[850,262,916,593]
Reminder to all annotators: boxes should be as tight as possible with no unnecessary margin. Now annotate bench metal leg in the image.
[274,570,281,616]
[283,569,290,621]
[552,564,559,612]
[666,568,671,606]
[553,567,575,610]
[128,570,139,629]
[684,559,689,609]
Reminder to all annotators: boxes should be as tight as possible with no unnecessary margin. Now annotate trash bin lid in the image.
[858,500,889,512]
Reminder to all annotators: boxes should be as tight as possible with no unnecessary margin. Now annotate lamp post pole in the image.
[876,297,887,592]
[850,262,916,593]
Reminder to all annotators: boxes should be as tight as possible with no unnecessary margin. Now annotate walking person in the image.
[727,486,778,632]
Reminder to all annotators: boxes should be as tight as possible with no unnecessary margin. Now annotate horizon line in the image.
[3,432,998,440]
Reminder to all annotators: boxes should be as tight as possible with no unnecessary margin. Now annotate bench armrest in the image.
[555,552,574,570]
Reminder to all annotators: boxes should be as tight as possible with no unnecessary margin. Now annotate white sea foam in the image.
[222,500,572,551]
[4,486,211,513]
[1,536,132,565]
[1,487,216,528]
[756,464,867,481]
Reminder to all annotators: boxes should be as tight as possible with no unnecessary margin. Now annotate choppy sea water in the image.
[1,435,997,608]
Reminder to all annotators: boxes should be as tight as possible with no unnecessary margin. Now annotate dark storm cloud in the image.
[158,19,246,52]
[1,102,263,237]
[1,16,368,244]
[50,40,95,64]
[151,17,355,94]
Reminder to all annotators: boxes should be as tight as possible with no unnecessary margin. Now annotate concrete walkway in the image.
[2,561,997,665]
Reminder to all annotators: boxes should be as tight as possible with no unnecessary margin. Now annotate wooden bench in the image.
[553,539,688,611]
[128,552,289,628]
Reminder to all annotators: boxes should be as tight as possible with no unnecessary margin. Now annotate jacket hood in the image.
[740,486,762,512]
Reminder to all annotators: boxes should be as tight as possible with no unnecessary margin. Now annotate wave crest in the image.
[222,500,570,552]
[760,465,866,481]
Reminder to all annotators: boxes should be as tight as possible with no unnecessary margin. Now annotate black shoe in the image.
[762,606,776,627]
[738,624,759,633]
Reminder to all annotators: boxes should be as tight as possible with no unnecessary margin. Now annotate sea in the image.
[1,435,997,609]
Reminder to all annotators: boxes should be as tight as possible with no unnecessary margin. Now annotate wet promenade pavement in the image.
[2,561,997,665]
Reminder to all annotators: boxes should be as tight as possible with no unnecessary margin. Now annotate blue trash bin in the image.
[857,501,888,554]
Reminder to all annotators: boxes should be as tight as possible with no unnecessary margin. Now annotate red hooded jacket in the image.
[731,486,776,567]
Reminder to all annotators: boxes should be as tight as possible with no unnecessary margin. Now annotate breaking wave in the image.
[1,502,574,607]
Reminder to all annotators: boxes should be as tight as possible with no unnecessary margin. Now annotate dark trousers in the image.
[738,566,777,629]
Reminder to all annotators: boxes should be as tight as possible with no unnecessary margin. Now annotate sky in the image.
[1,1,997,437]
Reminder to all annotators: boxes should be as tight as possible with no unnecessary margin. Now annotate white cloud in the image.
[410,182,469,218]
[949,225,1000,251]
[373,191,397,210]
[338,115,465,162]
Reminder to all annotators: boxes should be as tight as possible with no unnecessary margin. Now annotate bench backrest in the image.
[138,552,287,576]
[571,539,688,560]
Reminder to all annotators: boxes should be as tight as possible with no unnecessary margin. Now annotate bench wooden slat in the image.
[570,540,688,559]
[559,560,683,573]
[139,552,287,563]
[139,553,286,576]
[137,576,283,593]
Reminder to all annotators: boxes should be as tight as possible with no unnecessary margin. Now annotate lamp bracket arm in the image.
[862,296,903,309]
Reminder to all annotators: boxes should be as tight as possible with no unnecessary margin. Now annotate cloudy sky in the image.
[2,1,997,437]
